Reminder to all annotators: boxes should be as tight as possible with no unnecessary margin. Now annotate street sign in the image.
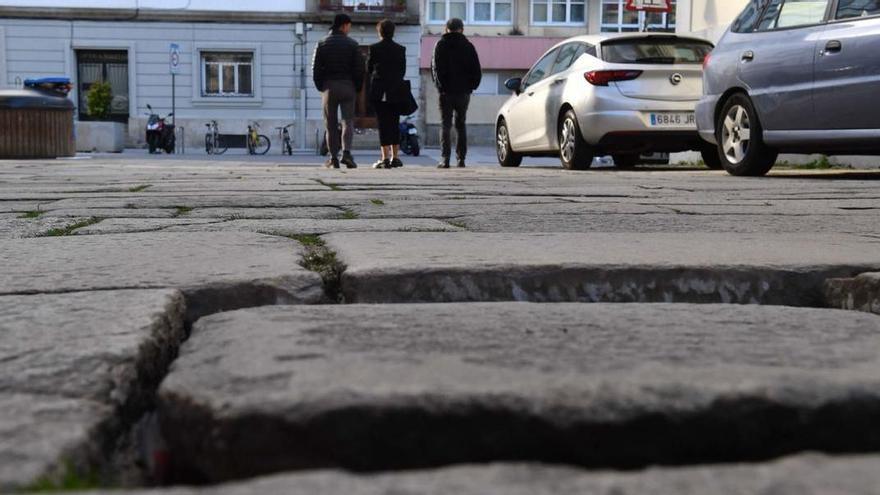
[169,43,181,75]
[625,0,672,12]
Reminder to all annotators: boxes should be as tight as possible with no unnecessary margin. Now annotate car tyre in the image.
[496,119,522,167]
[612,154,639,169]
[558,110,593,170]
[716,94,777,176]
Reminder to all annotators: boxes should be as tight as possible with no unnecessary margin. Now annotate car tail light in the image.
[584,70,643,86]
[703,53,712,70]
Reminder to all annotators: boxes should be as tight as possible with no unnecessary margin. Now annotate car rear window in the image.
[601,38,713,65]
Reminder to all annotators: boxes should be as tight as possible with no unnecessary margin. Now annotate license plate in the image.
[408,128,417,135]
[649,112,695,127]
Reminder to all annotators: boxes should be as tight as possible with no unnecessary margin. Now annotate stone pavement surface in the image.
[1,156,880,492]
[75,454,880,495]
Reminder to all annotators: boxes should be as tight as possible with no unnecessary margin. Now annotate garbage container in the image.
[0,78,75,159]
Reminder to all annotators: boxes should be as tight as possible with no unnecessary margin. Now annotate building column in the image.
[588,0,602,34]
[676,0,694,34]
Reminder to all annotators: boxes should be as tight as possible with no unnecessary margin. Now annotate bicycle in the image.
[204,120,227,155]
[275,123,294,155]
[247,122,271,155]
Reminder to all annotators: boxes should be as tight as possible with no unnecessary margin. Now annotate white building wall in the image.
[0,18,421,150]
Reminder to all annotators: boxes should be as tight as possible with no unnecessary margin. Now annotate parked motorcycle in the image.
[399,115,419,156]
[145,104,175,154]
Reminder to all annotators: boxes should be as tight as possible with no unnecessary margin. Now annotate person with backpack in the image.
[366,19,407,169]
[313,13,363,169]
[431,18,482,168]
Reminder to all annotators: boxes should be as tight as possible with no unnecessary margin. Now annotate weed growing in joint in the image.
[19,210,44,219]
[42,218,102,237]
[127,185,152,193]
[370,199,385,206]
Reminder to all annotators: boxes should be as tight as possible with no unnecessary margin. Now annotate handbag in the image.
[392,80,418,116]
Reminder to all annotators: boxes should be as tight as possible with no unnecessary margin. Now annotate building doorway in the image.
[76,49,129,122]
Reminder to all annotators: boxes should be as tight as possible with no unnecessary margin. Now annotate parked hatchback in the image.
[496,34,717,170]
[697,0,880,176]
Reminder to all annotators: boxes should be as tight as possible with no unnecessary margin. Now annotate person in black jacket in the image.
[431,17,481,168]
[366,19,407,169]
[313,14,364,168]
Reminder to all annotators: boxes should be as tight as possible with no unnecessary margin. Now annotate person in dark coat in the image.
[312,13,364,169]
[431,17,481,168]
[366,19,407,169]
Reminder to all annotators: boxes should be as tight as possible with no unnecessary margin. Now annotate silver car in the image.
[495,34,716,170]
[697,0,880,176]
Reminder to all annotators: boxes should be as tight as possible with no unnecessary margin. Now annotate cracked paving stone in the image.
[324,232,880,305]
[0,232,324,321]
[0,289,185,490]
[158,303,880,482]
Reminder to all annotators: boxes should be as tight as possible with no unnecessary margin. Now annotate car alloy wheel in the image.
[497,125,510,162]
[496,120,522,168]
[560,117,577,164]
[721,105,751,165]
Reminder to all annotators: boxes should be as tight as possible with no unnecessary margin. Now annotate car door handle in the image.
[527,92,535,96]
[551,78,565,86]
[741,51,754,62]
[823,40,842,54]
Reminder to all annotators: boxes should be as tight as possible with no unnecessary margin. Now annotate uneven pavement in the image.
[1,157,880,493]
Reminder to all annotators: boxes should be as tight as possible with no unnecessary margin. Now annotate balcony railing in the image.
[319,0,407,13]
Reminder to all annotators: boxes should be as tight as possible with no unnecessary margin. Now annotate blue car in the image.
[696,0,880,176]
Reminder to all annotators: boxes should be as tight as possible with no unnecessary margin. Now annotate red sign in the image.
[625,0,672,12]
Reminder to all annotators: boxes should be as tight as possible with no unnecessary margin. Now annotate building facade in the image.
[0,0,421,151]
[418,0,747,145]
[0,0,747,151]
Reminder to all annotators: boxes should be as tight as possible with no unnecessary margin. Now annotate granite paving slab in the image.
[73,218,226,235]
[158,303,880,482]
[0,290,185,490]
[180,207,345,220]
[0,232,324,321]
[0,214,94,239]
[73,454,880,495]
[325,232,880,305]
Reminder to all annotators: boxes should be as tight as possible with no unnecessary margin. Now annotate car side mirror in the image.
[168,112,174,117]
[505,77,523,94]
[146,104,153,111]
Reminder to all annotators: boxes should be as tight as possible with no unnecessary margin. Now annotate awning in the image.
[420,36,564,71]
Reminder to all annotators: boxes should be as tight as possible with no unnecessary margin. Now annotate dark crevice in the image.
[158,392,880,485]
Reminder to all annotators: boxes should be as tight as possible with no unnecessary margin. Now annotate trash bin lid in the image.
[24,77,72,86]
[0,89,74,110]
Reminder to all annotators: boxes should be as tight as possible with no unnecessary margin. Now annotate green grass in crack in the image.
[42,218,102,237]
[315,179,341,191]
[370,199,385,206]
[24,462,101,492]
[288,233,323,247]
[19,210,44,219]
[127,184,152,193]
[447,220,468,229]
[173,206,194,217]
[339,209,359,220]
[279,233,346,302]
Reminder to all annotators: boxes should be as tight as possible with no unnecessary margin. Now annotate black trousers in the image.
[439,92,470,161]
[375,101,400,146]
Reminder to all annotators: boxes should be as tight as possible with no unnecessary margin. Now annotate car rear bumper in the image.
[577,92,702,151]
[695,94,719,145]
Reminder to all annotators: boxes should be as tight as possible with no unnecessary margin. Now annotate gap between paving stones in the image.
[0,232,329,490]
